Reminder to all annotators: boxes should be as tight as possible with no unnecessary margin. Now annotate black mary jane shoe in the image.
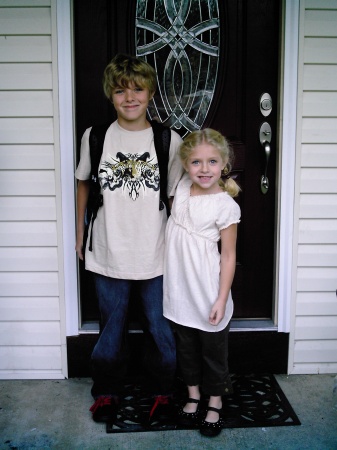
[199,406,224,437]
[177,398,201,427]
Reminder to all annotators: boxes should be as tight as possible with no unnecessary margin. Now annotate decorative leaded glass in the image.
[136,0,220,136]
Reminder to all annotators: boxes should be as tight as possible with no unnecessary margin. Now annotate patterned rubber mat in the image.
[106,374,301,433]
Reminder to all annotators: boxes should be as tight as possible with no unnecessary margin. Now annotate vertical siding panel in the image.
[290,0,337,374]
[0,1,66,379]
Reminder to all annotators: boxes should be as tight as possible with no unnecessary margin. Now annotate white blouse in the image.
[163,173,241,332]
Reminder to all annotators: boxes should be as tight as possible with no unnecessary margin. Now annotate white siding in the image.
[289,0,337,374]
[0,0,67,379]
[1,0,337,380]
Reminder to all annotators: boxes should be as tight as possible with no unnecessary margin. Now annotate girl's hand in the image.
[209,299,226,326]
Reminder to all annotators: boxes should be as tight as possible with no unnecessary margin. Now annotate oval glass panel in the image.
[136,0,220,136]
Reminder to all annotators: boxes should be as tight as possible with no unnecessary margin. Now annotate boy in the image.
[75,54,183,423]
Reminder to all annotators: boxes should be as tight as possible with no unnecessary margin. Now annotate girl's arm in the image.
[75,180,90,261]
[209,223,238,326]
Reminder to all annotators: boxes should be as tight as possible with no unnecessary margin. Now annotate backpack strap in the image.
[150,120,171,214]
[89,123,111,183]
[83,123,111,253]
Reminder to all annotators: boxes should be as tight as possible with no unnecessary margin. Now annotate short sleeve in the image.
[216,195,241,230]
[74,127,92,180]
[167,130,184,197]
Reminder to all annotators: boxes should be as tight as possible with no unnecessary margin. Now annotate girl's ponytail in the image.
[219,164,241,198]
[219,176,241,198]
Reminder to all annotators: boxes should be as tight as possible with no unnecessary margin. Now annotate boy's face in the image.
[111,83,153,130]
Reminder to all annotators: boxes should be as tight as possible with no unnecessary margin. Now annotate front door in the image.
[74,0,281,322]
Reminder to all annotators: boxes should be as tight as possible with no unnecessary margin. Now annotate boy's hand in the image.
[209,299,226,326]
[75,236,84,261]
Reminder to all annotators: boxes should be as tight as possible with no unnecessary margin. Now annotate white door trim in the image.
[276,0,299,332]
[56,0,299,336]
[56,0,79,336]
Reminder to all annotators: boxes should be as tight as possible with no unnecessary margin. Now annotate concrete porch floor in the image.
[0,374,336,450]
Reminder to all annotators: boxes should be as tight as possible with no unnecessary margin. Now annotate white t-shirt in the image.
[75,120,183,280]
[163,173,241,332]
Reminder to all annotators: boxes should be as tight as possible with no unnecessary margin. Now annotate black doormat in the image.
[106,374,301,433]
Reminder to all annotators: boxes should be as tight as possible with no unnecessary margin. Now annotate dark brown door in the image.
[74,0,280,321]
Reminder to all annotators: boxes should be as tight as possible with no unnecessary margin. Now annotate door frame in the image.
[56,0,299,336]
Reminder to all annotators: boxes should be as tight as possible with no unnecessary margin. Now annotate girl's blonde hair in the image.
[103,54,157,100]
[179,128,241,198]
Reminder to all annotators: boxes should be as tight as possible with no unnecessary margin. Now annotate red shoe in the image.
[148,395,176,425]
[89,396,119,423]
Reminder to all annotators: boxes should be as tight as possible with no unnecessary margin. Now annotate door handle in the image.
[261,141,270,194]
[259,122,272,194]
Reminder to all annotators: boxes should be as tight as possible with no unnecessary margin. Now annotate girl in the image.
[163,129,241,437]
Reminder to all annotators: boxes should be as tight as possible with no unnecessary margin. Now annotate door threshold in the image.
[79,322,99,334]
[79,321,147,334]
[79,319,277,334]
[230,319,277,331]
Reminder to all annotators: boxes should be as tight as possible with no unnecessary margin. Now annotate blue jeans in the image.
[91,274,176,397]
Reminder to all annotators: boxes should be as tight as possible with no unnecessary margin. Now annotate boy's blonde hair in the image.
[179,128,241,198]
[103,54,157,100]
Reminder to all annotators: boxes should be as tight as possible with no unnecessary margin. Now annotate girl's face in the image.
[111,83,153,130]
[184,143,226,195]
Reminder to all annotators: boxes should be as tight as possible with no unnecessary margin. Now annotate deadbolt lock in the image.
[260,93,272,117]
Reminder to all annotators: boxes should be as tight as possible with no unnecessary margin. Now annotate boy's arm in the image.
[75,180,90,260]
[209,223,238,326]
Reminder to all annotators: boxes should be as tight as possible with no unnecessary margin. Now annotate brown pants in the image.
[174,322,233,397]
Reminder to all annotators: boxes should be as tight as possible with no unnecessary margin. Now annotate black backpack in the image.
[83,120,172,253]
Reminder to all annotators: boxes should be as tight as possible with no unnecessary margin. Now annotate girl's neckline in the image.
[189,185,225,198]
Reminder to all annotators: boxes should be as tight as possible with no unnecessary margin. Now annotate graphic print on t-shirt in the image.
[98,151,160,201]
